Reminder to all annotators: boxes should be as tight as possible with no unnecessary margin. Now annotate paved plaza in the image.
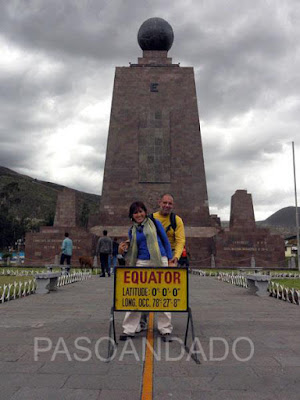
[0,274,300,399]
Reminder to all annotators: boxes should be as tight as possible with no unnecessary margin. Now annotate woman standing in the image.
[119,201,173,340]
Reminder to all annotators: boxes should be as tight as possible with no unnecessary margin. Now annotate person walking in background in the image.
[118,201,173,340]
[96,230,112,277]
[60,232,73,272]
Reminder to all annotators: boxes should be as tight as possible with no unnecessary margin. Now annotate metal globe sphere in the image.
[137,17,174,51]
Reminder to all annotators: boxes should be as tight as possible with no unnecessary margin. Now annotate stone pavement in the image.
[0,274,300,399]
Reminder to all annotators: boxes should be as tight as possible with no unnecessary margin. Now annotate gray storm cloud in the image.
[0,0,299,220]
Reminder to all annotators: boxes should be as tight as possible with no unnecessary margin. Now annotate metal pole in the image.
[292,142,300,271]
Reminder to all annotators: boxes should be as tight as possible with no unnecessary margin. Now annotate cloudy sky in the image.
[1,0,300,221]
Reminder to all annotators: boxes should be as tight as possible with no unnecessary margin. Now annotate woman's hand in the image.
[118,240,129,255]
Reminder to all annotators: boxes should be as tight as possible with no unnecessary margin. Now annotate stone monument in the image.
[25,18,285,268]
[214,190,285,267]
[91,17,218,263]
[25,188,96,266]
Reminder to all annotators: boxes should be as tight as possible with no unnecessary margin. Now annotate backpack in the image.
[99,237,111,254]
[150,212,177,233]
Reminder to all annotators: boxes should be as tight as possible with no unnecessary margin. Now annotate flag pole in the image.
[292,141,300,271]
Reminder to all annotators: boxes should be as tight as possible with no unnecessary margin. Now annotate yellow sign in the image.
[114,267,188,312]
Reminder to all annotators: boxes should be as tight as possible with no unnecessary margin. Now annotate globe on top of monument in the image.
[137,17,174,51]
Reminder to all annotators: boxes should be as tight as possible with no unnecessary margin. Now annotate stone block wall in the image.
[98,51,211,227]
[54,188,80,227]
[25,227,97,266]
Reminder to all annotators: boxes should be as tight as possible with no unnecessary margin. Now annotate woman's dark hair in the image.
[129,201,147,219]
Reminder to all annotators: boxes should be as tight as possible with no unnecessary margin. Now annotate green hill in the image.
[0,166,100,248]
[221,207,298,237]
[257,207,299,237]
[262,206,300,227]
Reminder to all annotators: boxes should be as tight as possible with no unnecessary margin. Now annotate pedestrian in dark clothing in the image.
[96,230,112,277]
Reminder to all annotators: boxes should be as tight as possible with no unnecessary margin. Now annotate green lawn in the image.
[271,278,300,290]
[0,267,100,275]
[0,267,48,274]
[0,275,36,298]
[200,268,300,275]
[269,270,300,275]
[0,267,100,300]
[0,276,34,285]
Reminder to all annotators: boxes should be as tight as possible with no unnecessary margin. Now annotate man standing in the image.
[153,193,185,266]
[96,230,113,277]
[60,232,73,272]
[140,193,186,337]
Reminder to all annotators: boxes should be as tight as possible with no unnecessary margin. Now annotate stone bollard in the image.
[211,254,215,268]
[15,255,21,266]
[93,256,98,268]
[246,274,270,297]
[291,257,296,269]
[54,255,59,265]
[250,256,255,268]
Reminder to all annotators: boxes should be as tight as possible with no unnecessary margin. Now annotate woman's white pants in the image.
[122,258,173,335]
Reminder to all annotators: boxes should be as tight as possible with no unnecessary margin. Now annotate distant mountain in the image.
[1,165,298,238]
[257,207,299,237]
[0,166,100,226]
[221,207,299,237]
[262,206,300,227]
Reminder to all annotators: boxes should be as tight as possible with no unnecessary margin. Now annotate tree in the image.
[0,182,23,250]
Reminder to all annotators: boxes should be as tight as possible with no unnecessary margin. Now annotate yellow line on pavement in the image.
[141,312,154,400]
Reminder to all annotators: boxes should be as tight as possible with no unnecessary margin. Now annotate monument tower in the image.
[24,18,284,267]
[90,17,284,267]
[97,17,212,230]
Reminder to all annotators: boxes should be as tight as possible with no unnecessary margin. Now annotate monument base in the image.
[214,228,285,268]
[25,226,97,266]
[90,225,219,267]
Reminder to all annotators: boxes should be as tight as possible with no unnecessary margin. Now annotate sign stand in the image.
[184,306,200,364]
[107,306,117,360]
[106,266,200,364]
